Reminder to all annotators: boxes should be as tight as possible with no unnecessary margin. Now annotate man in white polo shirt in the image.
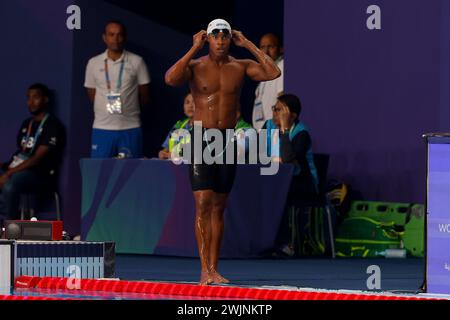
[252,33,284,132]
[85,21,150,158]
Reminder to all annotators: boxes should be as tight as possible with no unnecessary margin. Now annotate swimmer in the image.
[165,19,281,285]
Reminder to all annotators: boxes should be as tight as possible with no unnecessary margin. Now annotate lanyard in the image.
[23,113,49,155]
[104,56,125,93]
[179,118,190,130]
[288,124,295,135]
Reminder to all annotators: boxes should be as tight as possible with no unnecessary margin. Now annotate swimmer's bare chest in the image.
[190,58,246,129]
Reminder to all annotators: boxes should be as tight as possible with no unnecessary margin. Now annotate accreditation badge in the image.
[9,153,30,169]
[253,101,264,122]
[106,92,123,115]
[253,84,265,122]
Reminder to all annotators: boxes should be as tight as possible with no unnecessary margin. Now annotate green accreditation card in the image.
[170,130,191,158]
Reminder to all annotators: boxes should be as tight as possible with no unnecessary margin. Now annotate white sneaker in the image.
[281,245,295,257]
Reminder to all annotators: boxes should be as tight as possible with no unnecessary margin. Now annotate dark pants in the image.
[274,177,318,253]
[275,206,309,253]
[0,170,47,221]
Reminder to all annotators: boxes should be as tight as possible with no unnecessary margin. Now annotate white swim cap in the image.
[207,19,232,36]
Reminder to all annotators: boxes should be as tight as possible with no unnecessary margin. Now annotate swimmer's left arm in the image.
[232,30,281,82]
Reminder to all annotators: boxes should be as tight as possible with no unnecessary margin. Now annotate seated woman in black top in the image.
[262,94,319,256]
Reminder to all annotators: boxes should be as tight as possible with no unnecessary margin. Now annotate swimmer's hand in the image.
[232,30,249,47]
[193,30,207,50]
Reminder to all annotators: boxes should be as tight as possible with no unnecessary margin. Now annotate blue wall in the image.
[0,0,74,160]
[440,0,450,131]
[285,0,442,203]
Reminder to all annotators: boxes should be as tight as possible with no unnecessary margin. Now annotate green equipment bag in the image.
[403,204,425,258]
[348,201,408,225]
[335,217,403,258]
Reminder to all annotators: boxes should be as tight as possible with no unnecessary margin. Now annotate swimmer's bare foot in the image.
[199,271,214,286]
[210,270,230,284]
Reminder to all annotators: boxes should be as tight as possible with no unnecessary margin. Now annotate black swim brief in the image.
[188,127,237,194]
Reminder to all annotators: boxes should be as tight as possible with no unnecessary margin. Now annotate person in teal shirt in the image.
[263,94,319,257]
[264,94,318,195]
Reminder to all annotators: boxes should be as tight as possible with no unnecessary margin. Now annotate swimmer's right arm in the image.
[165,30,207,87]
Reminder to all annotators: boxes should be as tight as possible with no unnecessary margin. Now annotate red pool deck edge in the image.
[11,276,440,301]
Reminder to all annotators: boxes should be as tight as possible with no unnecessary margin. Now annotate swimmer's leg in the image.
[209,192,230,284]
[194,190,215,285]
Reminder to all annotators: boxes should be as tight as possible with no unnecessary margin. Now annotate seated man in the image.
[262,94,319,256]
[0,84,65,222]
[159,92,195,160]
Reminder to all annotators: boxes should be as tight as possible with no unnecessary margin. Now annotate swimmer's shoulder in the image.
[229,56,254,69]
[189,55,208,69]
